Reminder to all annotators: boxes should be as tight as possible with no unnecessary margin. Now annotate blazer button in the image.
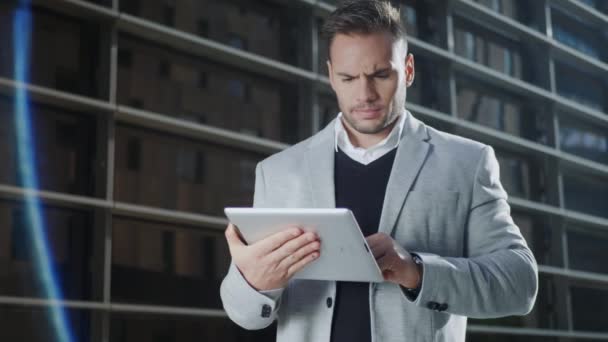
[326,297,333,308]
[261,304,272,318]
[439,303,448,312]
[426,301,440,311]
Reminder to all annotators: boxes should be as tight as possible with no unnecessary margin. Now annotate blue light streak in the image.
[13,2,74,342]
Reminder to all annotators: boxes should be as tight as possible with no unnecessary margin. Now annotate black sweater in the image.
[330,147,397,342]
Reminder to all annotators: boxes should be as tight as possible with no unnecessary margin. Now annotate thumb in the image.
[225,223,245,247]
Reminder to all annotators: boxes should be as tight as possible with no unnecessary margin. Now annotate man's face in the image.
[327,31,414,135]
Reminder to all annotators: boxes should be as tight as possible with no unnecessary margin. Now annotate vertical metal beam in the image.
[100,0,119,339]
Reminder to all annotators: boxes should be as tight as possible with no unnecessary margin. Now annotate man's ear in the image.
[405,53,415,87]
[327,59,337,92]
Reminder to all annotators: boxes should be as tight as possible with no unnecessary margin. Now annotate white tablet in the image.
[224,207,383,283]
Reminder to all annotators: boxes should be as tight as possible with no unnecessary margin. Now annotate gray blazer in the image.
[220,112,538,342]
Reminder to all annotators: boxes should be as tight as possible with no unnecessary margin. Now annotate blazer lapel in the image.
[378,113,431,236]
[306,119,337,209]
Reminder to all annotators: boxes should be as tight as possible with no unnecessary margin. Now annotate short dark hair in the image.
[321,0,406,60]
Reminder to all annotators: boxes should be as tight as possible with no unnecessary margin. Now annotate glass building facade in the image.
[0,0,607,341]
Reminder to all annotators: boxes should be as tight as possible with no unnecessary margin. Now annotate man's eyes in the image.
[342,74,388,82]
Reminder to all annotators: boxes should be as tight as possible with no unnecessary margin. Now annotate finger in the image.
[365,233,382,247]
[252,226,303,255]
[276,239,321,270]
[225,223,245,248]
[376,254,395,271]
[267,232,318,264]
[382,269,398,282]
[368,239,391,259]
[366,232,390,250]
[286,251,319,278]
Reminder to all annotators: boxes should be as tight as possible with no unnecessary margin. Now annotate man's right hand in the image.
[225,223,321,291]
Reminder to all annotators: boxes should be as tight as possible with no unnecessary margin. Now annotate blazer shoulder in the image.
[259,136,313,170]
[427,125,487,156]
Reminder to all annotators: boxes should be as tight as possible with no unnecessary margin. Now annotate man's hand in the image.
[366,232,422,288]
[225,223,321,291]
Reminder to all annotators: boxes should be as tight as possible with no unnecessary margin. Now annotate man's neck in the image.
[341,116,399,149]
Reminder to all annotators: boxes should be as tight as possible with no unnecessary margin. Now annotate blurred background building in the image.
[0,0,607,341]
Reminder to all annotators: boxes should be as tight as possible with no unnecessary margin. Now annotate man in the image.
[220,1,538,341]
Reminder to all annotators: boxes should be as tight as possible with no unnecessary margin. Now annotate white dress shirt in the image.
[334,110,406,165]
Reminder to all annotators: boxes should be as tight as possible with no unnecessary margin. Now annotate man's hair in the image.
[321,0,406,60]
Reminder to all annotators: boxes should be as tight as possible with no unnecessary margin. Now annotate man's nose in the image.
[356,77,379,103]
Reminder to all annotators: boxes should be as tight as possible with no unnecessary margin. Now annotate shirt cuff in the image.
[259,287,285,301]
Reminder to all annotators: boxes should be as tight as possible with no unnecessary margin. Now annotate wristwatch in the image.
[402,253,423,301]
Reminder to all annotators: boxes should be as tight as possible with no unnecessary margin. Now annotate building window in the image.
[55,67,80,94]
[571,286,608,332]
[227,33,247,51]
[55,121,78,148]
[126,137,141,171]
[177,149,206,184]
[162,231,175,273]
[196,19,209,37]
[120,0,140,15]
[10,209,30,261]
[162,4,175,27]
[454,18,523,79]
[456,78,549,145]
[128,98,144,109]
[473,0,519,19]
[559,115,608,165]
[552,7,605,61]
[198,71,208,89]
[158,60,170,79]
[117,49,133,68]
[568,227,608,274]
[228,79,251,102]
[555,61,605,112]
[563,172,608,219]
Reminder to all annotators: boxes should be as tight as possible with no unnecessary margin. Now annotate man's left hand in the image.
[366,232,422,288]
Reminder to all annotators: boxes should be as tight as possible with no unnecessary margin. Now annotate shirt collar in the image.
[334,109,407,153]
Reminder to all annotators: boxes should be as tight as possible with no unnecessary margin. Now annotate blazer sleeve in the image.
[220,162,285,329]
[409,146,539,318]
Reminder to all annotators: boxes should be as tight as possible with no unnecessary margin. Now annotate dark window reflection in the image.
[117,36,308,144]
[469,274,566,330]
[111,313,275,342]
[456,77,549,145]
[0,97,100,197]
[111,217,230,309]
[454,18,524,79]
[407,54,450,113]
[467,333,560,342]
[399,0,445,48]
[513,211,562,268]
[114,125,264,216]
[319,93,340,129]
[555,61,606,113]
[552,7,607,63]
[571,285,608,332]
[0,306,94,342]
[0,200,100,301]
[559,116,608,165]
[119,0,303,67]
[578,0,608,15]
[568,228,608,275]
[0,5,104,98]
[563,172,608,219]
[494,149,547,203]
